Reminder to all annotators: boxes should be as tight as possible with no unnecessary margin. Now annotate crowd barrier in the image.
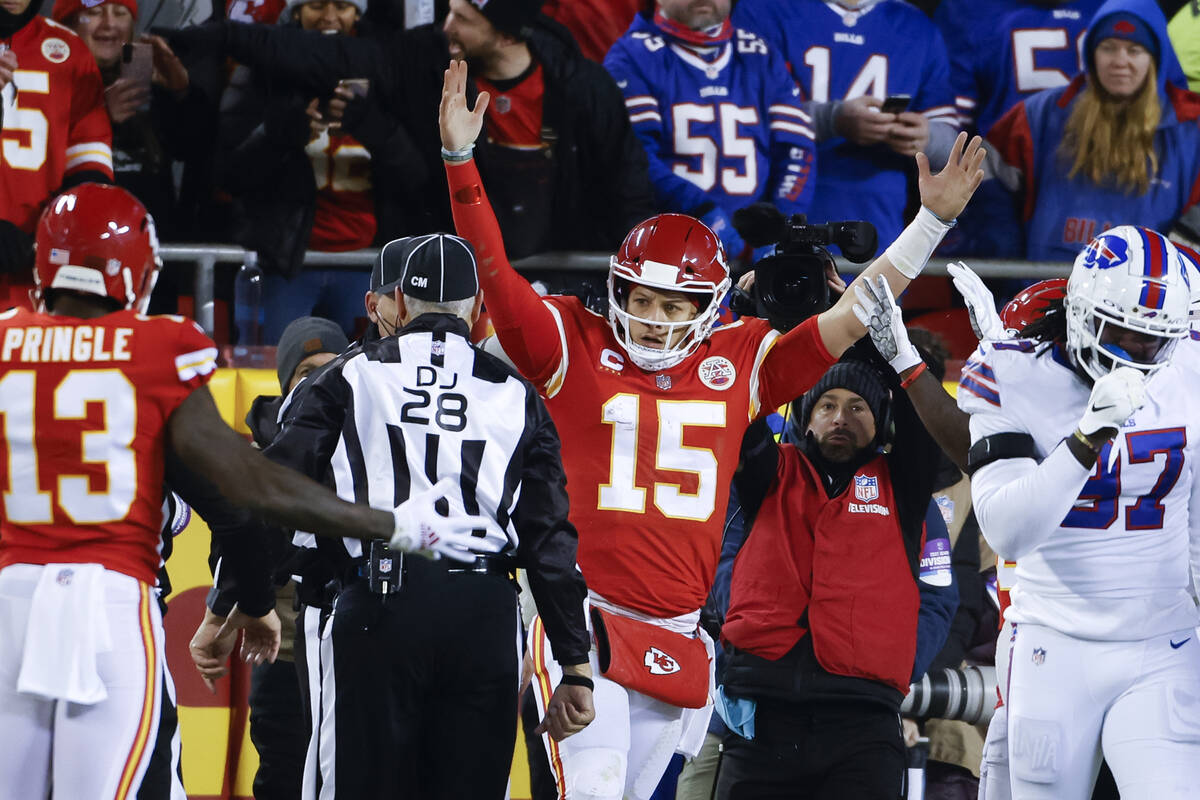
[159,245,1074,336]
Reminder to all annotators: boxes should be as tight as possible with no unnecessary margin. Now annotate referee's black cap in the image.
[372,234,479,302]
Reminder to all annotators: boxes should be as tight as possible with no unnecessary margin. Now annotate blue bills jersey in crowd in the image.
[733,0,959,250]
[604,13,817,219]
[935,0,1102,135]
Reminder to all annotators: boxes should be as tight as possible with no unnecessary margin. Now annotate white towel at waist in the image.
[18,564,113,705]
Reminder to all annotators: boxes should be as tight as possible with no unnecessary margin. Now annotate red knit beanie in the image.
[51,0,139,25]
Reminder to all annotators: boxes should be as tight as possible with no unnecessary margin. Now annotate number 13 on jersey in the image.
[599,394,725,522]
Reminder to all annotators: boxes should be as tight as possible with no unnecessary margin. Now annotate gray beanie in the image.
[795,360,890,439]
[275,317,349,391]
[282,0,367,22]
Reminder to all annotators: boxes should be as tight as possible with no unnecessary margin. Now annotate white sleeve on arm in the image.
[970,444,1092,561]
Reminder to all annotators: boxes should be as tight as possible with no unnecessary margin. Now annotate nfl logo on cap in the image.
[854,475,878,503]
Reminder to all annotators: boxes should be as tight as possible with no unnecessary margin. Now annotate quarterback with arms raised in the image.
[440,60,985,798]
[960,226,1200,799]
[0,184,490,799]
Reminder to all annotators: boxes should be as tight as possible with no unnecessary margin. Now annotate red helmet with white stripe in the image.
[34,183,161,313]
[1065,226,1190,381]
[607,213,731,371]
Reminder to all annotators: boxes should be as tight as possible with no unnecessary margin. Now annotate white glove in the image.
[390,477,501,563]
[947,261,1005,340]
[852,275,923,374]
[1078,366,1146,437]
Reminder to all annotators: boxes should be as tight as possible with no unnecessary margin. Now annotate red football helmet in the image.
[608,213,731,370]
[999,278,1067,336]
[34,183,161,313]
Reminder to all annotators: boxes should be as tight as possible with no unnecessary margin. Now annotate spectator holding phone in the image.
[0,0,111,300]
[53,0,209,240]
[733,0,961,253]
[217,0,429,343]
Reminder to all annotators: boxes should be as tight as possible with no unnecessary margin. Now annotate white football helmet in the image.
[1065,226,1191,382]
[1175,242,1200,331]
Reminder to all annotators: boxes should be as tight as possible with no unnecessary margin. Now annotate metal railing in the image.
[160,244,1073,336]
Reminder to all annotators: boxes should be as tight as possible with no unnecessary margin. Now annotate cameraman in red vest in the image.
[716,357,957,799]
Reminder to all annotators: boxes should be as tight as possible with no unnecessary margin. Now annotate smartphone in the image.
[120,42,153,110]
[880,94,912,114]
[338,78,369,99]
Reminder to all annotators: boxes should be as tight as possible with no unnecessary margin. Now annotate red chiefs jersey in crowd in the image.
[0,309,216,585]
[306,127,376,251]
[226,0,286,24]
[0,17,113,234]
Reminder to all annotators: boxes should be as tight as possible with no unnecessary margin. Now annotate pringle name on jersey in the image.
[1,326,133,364]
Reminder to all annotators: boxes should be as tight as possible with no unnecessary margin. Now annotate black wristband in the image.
[558,673,594,691]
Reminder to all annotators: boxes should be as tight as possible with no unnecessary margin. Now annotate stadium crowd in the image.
[2,0,1200,799]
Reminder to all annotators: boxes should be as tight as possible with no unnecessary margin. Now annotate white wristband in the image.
[884,206,955,280]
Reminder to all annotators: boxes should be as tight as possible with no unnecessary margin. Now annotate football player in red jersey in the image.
[0,184,494,799]
[0,0,113,301]
[439,59,987,799]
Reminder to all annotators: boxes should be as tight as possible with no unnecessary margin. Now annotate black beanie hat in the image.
[467,0,541,38]
[275,316,349,391]
[796,360,890,434]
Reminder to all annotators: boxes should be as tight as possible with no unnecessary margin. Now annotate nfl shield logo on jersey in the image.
[1032,647,1047,666]
[854,475,879,503]
[656,374,672,390]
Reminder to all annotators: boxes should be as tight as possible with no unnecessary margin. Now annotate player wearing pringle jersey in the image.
[439,59,986,800]
[0,184,483,800]
[959,226,1200,799]
[1,0,113,302]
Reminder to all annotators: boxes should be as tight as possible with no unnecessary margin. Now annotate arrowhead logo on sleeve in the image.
[644,647,680,676]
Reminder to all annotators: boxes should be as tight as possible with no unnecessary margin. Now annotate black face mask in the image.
[0,1,39,39]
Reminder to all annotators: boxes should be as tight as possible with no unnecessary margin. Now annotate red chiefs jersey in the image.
[226,0,286,24]
[0,309,216,585]
[538,297,831,617]
[1,17,113,234]
[306,127,376,251]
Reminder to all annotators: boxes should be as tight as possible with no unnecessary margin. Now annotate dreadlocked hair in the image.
[1020,296,1068,352]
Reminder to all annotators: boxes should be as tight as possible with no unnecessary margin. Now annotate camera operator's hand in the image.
[947,261,1005,340]
[916,131,986,222]
[852,275,923,374]
[834,96,896,146]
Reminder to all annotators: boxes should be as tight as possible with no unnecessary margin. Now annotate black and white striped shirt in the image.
[264,313,589,664]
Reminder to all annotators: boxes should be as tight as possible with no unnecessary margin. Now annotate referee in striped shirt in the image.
[261,234,594,798]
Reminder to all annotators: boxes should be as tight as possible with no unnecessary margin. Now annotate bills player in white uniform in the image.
[959,226,1200,800]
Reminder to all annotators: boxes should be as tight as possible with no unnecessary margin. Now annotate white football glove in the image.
[852,275,923,374]
[947,261,1006,341]
[390,477,501,563]
[1078,366,1146,437]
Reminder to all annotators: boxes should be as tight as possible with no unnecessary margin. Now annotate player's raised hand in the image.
[916,131,986,222]
[1078,365,1146,440]
[852,275,923,375]
[439,58,489,153]
[947,261,1005,341]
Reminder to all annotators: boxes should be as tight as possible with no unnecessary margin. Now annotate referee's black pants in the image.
[716,702,906,800]
[321,556,520,799]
